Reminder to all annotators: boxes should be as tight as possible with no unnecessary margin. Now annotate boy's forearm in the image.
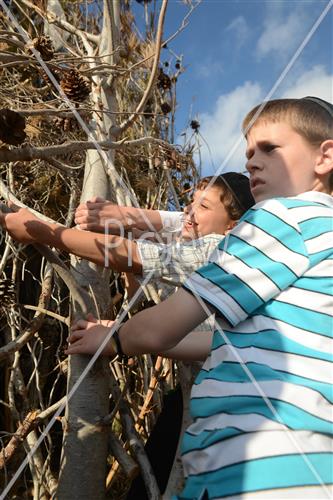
[75,201,164,234]
[123,206,163,232]
[160,330,212,361]
[119,288,209,356]
[33,222,142,273]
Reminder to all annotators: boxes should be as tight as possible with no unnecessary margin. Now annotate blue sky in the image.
[135,0,332,175]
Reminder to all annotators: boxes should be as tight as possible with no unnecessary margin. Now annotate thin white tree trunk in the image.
[57,2,121,498]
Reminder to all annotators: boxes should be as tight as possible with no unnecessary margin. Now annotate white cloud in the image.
[196,65,332,176]
[256,3,312,61]
[226,16,250,49]
[281,65,332,101]
[195,58,224,79]
[197,81,263,175]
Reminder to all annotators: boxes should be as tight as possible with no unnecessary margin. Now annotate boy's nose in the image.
[246,159,263,173]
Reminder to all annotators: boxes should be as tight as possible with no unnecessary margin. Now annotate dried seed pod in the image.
[190,119,200,131]
[160,102,172,114]
[157,68,172,91]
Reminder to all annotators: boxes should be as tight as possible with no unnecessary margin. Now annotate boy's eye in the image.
[263,144,277,153]
[200,204,208,209]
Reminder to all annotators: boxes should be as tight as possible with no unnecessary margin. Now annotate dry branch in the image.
[0,137,174,163]
[135,356,163,434]
[114,0,168,136]
[109,372,161,500]
[0,410,38,470]
[0,180,60,225]
[0,264,53,362]
[108,431,139,479]
[0,396,66,471]
[0,202,91,330]
[18,0,100,45]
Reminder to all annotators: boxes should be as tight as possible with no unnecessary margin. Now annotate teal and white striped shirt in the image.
[179,192,333,500]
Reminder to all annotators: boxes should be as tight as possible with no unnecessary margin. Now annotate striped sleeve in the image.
[183,199,310,327]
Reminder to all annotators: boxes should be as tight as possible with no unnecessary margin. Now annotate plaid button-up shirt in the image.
[136,234,223,332]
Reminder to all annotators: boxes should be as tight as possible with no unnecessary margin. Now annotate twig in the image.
[113,0,168,136]
[23,305,69,326]
[135,356,163,433]
[0,397,66,471]
[109,372,161,499]
[0,410,38,470]
[0,264,53,362]
[0,180,61,225]
[18,0,99,45]
[45,157,84,175]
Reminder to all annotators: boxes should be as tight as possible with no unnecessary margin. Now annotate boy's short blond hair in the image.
[242,98,332,145]
[242,97,333,188]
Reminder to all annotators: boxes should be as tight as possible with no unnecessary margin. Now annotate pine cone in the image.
[60,70,90,102]
[39,67,61,87]
[25,36,54,61]
[27,36,54,61]
[0,109,26,146]
[0,278,16,310]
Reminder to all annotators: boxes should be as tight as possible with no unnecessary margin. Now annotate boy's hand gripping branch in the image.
[67,314,118,357]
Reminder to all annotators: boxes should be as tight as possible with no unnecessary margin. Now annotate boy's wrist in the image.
[108,336,118,358]
[113,327,126,358]
[108,325,126,359]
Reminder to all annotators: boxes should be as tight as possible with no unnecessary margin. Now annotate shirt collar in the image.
[295,191,333,207]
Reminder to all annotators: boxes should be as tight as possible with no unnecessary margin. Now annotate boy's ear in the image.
[225,219,238,234]
[315,139,333,176]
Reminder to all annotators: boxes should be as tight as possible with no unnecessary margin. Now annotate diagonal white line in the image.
[183,261,331,497]
[1,0,332,497]
[0,0,175,244]
[190,0,333,214]
[0,268,156,499]
[180,8,333,489]
[0,2,175,495]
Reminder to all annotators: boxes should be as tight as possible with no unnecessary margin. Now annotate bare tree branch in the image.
[18,0,100,45]
[108,431,139,479]
[0,180,60,224]
[0,397,66,471]
[0,264,53,362]
[113,0,168,136]
[0,137,175,163]
[0,410,39,470]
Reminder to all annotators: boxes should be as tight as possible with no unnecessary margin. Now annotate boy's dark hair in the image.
[242,97,333,146]
[196,173,254,220]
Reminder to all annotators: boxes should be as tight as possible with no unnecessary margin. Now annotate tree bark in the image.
[57,1,120,497]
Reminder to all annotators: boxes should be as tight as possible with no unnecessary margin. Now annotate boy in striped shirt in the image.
[69,97,333,499]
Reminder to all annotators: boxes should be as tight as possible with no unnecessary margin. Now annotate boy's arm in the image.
[67,288,210,358]
[0,205,142,273]
[75,196,178,234]
[120,288,208,355]
[159,330,212,361]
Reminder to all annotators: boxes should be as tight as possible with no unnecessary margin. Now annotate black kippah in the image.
[220,172,255,213]
[302,96,333,118]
